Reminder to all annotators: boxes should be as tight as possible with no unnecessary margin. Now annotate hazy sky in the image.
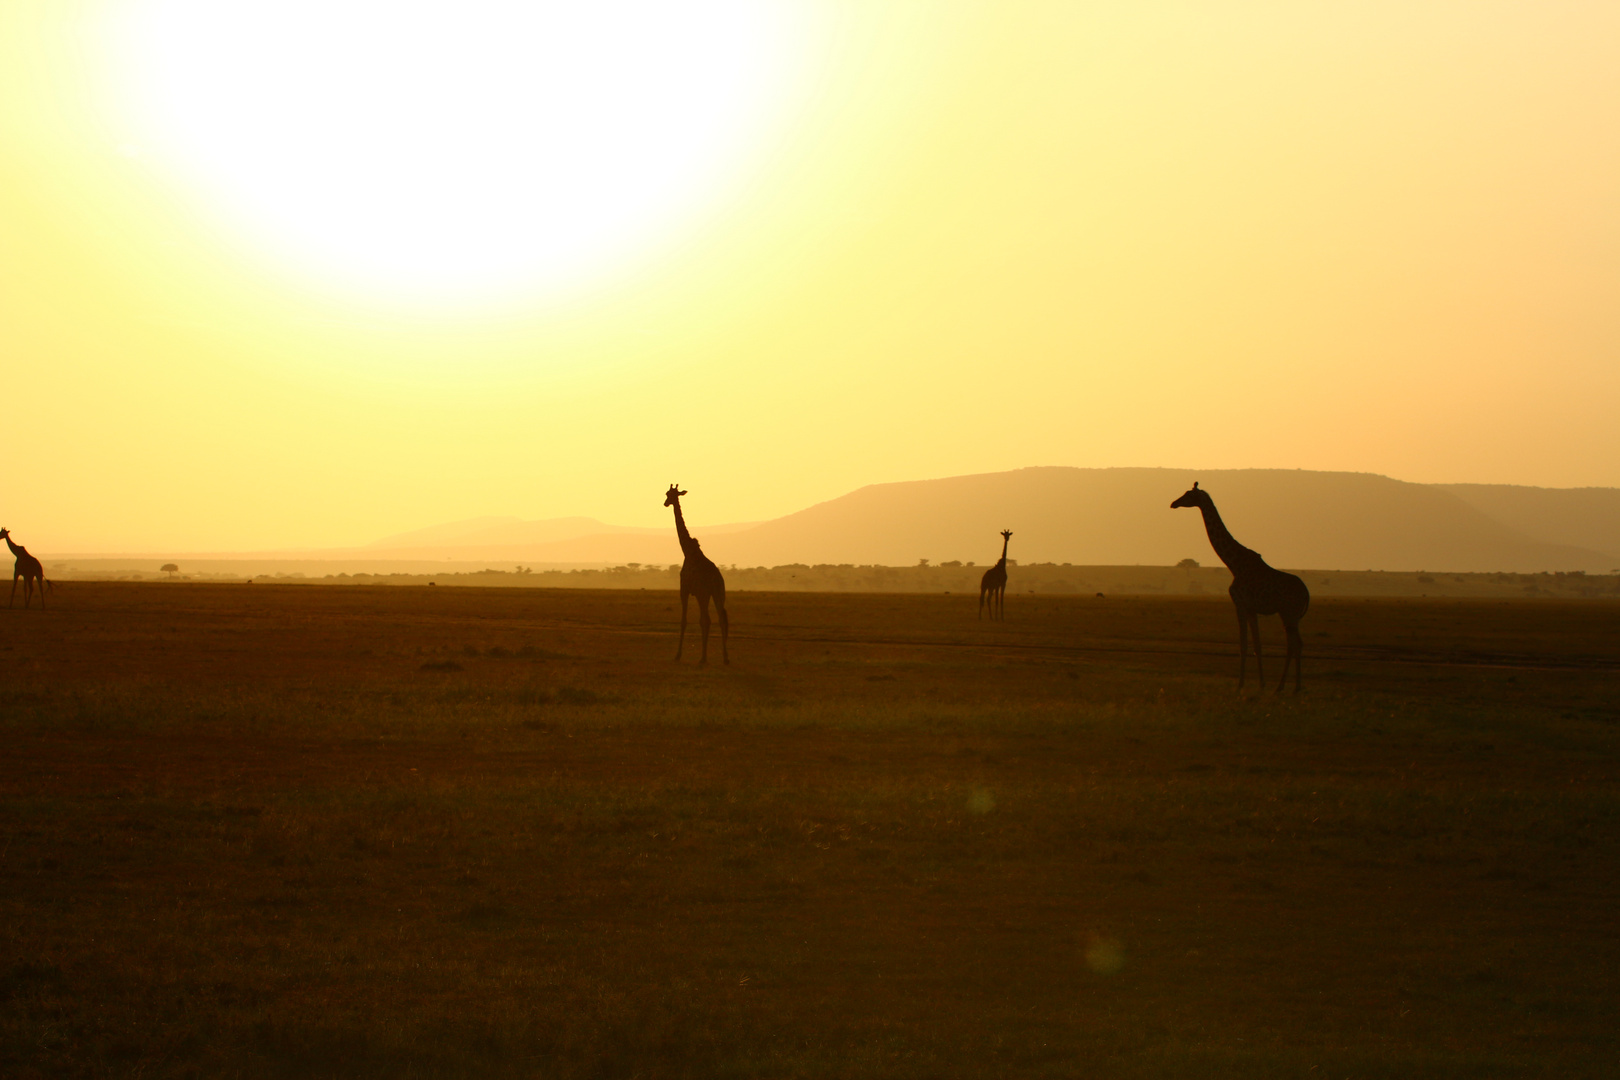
[3,2,1617,551]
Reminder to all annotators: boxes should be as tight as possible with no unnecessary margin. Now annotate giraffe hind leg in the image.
[698,595,712,666]
[1280,614,1303,693]
[716,596,729,665]
[1250,613,1264,688]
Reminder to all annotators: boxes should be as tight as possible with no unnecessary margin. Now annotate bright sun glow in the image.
[104,1,810,310]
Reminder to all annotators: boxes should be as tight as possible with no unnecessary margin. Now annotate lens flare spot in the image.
[1084,935,1125,976]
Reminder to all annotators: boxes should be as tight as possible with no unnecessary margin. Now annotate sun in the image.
[102,1,810,311]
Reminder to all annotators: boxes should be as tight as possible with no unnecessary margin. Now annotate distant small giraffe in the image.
[665,485,729,665]
[1171,483,1309,692]
[979,530,1013,621]
[1,527,49,610]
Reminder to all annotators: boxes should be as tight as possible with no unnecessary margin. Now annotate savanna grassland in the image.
[2,583,1618,1078]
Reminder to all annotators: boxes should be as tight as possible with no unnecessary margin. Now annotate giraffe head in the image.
[1170,482,1210,510]
[663,484,687,508]
[1000,529,1013,543]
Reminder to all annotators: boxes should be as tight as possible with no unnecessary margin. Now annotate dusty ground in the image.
[2,583,1617,1078]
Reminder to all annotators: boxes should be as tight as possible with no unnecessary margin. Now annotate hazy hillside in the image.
[62,469,1620,575]
[367,516,640,549]
[695,468,1619,573]
[1441,485,1620,563]
[366,515,759,562]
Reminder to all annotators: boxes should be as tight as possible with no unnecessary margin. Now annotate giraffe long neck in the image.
[998,536,1009,564]
[3,536,19,558]
[671,500,694,550]
[1197,500,1256,572]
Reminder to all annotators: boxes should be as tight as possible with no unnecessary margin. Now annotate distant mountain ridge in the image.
[52,469,1619,574]
[367,469,1620,574]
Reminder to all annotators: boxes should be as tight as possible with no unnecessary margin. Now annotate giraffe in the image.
[664,485,729,665]
[1,528,49,610]
[1171,483,1309,692]
[978,529,1013,621]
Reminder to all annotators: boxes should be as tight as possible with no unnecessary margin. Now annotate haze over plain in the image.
[3,3,1617,553]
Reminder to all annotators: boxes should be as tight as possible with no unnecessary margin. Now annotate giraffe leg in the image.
[1250,613,1264,688]
[698,595,712,666]
[1280,615,1302,693]
[8,574,16,609]
[979,588,986,619]
[675,588,690,661]
[1234,607,1247,689]
[716,596,730,665]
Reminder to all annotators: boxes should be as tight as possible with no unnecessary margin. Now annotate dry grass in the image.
[2,584,1618,1077]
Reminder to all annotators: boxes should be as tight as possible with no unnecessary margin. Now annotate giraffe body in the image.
[1,528,49,610]
[978,530,1013,620]
[664,486,729,665]
[1171,484,1309,692]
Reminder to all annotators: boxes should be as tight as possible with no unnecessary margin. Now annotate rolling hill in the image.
[359,468,1619,573]
[51,469,1620,575]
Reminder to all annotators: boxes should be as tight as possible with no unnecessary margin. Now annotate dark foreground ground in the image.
[2,584,1617,1078]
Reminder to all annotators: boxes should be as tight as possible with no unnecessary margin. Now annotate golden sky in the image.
[3,2,1617,552]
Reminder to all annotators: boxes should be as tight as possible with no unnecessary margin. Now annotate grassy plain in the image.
[2,583,1618,1078]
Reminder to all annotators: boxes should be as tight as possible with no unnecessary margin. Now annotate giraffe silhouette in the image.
[2,528,49,610]
[1171,483,1309,692]
[665,485,729,665]
[978,529,1013,621]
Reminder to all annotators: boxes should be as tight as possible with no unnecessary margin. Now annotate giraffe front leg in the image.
[675,589,690,661]
[1235,608,1248,689]
[1250,613,1264,688]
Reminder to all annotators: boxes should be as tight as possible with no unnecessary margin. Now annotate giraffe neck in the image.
[671,499,695,551]
[1196,500,1257,573]
[3,536,19,558]
[998,537,1009,564]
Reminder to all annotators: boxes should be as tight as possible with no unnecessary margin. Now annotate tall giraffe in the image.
[978,529,1013,621]
[1,528,49,610]
[1171,483,1309,692]
[665,485,729,665]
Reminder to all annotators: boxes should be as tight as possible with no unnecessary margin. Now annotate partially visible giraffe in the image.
[1171,483,1309,692]
[979,529,1013,621]
[1,528,49,610]
[664,485,729,665]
